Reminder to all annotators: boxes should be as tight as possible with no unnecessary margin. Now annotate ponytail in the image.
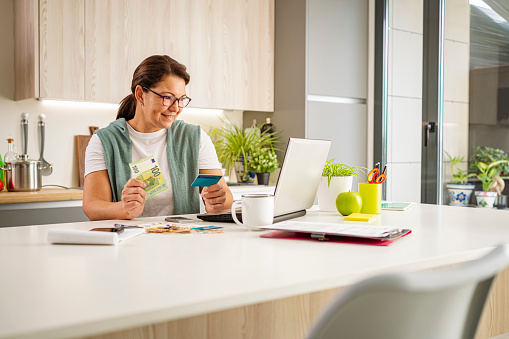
[117,55,190,121]
[117,94,136,121]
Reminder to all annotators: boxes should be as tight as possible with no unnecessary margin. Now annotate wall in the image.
[385,0,424,203]
[0,0,241,189]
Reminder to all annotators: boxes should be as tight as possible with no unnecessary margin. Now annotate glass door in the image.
[439,0,509,207]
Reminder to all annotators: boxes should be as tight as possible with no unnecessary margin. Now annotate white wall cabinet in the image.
[15,0,274,112]
[274,0,369,172]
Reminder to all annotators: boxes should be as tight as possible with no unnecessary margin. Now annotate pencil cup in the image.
[358,183,382,214]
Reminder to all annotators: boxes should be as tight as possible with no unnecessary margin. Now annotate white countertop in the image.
[1,203,509,339]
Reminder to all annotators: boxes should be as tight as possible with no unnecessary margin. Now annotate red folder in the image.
[260,230,411,246]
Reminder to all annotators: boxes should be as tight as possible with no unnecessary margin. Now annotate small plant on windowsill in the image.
[469,146,509,177]
[445,151,476,185]
[474,160,509,208]
[444,151,476,206]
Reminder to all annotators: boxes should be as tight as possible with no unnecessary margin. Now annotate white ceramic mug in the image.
[231,194,274,231]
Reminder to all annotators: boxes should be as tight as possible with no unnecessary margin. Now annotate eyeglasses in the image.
[143,87,192,108]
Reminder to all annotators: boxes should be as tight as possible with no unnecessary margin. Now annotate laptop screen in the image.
[273,138,331,216]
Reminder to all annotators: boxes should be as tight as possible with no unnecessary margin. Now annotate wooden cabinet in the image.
[15,0,274,111]
[40,0,85,100]
[15,0,85,101]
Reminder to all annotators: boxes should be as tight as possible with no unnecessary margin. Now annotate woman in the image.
[83,55,233,220]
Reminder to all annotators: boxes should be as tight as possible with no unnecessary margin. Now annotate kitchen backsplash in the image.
[0,98,241,188]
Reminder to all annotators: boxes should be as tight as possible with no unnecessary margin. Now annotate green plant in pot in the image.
[210,118,278,183]
[470,147,509,208]
[474,160,509,208]
[469,146,509,176]
[247,148,279,185]
[317,159,366,212]
[444,151,475,206]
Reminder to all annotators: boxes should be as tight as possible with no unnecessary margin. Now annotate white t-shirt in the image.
[84,123,220,217]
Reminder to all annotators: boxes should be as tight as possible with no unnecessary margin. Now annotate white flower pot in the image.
[474,191,497,208]
[446,183,475,206]
[317,176,353,212]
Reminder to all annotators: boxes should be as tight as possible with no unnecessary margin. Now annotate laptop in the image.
[197,138,331,223]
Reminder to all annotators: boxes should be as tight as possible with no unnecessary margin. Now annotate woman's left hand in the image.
[201,183,227,213]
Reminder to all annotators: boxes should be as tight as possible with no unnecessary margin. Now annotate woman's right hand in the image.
[121,178,147,218]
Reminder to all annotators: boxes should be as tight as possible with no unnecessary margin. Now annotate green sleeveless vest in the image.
[95,118,201,214]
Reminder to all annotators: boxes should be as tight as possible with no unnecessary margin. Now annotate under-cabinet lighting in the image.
[183,107,225,115]
[38,99,225,115]
[38,98,119,110]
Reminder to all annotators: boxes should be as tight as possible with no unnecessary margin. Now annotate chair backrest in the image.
[306,245,509,339]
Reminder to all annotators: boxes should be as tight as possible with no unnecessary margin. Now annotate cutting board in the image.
[76,126,99,187]
[76,135,92,187]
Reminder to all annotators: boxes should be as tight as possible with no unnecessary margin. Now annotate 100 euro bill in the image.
[129,156,168,199]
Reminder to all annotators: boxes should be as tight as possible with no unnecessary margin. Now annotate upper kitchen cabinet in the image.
[15,0,274,112]
[15,0,85,101]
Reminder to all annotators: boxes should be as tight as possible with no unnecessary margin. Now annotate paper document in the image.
[48,228,145,245]
[260,221,406,239]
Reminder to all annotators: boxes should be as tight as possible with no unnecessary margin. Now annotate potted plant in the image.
[470,147,509,208]
[473,160,509,208]
[317,159,366,212]
[247,148,279,185]
[210,118,278,183]
[469,146,509,176]
[444,151,475,206]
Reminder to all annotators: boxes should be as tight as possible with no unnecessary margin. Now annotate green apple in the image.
[336,192,363,216]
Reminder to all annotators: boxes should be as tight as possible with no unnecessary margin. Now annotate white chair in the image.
[307,245,509,339]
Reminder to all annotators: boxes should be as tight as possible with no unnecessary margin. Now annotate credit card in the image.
[191,174,222,187]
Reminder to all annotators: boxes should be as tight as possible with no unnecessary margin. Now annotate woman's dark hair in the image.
[117,55,190,120]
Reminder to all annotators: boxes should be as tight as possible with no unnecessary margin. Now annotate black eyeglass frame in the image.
[142,86,192,108]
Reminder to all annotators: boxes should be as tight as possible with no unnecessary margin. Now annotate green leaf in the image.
[321,158,367,187]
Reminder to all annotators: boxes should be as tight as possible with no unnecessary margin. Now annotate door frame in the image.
[421,0,445,204]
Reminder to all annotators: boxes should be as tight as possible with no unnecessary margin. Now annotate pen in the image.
[113,224,143,229]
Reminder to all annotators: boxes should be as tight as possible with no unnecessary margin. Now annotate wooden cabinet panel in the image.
[40,0,85,100]
[14,0,39,100]
[84,0,130,103]
[15,0,85,100]
[85,0,274,111]
[187,0,274,111]
[16,0,273,111]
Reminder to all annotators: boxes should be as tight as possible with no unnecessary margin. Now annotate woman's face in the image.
[132,75,187,133]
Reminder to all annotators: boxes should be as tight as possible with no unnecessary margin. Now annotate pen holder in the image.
[359,183,382,214]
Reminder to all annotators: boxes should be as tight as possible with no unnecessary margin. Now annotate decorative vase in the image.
[474,191,497,208]
[446,183,475,206]
[317,176,353,212]
[256,172,270,185]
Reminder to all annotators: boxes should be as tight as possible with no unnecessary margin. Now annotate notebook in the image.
[197,138,332,223]
[381,201,413,211]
